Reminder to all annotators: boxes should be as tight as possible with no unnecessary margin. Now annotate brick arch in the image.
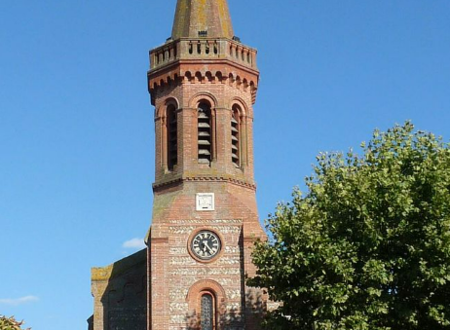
[205,71,213,82]
[156,97,180,118]
[242,78,249,91]
[164,96,179,109]
[188,92,218,109]
[184,70,193,82]
[169,72,180,83]
[229,97,249,117]
[150,81,158,92]
[214,71,223,81]
[186,279,227,304]
[194,71,203,83]
[228,72,235,86]
[186,279,228,327]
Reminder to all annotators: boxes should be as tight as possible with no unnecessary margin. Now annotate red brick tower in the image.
[147,0,266,329]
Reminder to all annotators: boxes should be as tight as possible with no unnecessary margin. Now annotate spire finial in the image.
[172,0,234,39]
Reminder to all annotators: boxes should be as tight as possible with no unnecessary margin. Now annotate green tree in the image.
[249,122,450,330]
[0,316,30,330]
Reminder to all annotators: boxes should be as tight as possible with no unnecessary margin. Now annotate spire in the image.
[171,0,234,40]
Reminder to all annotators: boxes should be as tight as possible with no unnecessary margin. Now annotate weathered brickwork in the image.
[91,250,147,330]
[147,181,266,329]
[91,1,267,329]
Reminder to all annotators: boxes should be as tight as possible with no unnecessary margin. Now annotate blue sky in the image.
[1,0,449,329]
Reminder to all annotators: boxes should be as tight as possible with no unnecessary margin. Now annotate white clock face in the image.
[190,231,221,260]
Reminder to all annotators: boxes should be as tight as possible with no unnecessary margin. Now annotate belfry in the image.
[90,0,266,329]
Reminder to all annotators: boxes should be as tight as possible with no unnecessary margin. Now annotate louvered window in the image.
[167,105,177,170]
[201,294,214,330]
[231,107,240,167]
[198,103,212,164]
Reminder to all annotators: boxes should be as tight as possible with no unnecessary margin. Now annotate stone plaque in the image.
[196,193,215,211]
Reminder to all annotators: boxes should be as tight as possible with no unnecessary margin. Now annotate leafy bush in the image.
[0,316,31,330]
[249,122,450,329]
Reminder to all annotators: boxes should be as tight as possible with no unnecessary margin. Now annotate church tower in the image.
[147,0,266,329]
[90,1,266,330]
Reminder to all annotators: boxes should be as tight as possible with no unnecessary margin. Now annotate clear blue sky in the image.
[1,1,449,329]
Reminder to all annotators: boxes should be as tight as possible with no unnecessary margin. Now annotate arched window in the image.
[231,105,241,167]
[198,103,212,164]
[186,280,225,330]
[201,293,214,330]
[167,104,178,170]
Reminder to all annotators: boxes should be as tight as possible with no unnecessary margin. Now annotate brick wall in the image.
[147,47,266,329]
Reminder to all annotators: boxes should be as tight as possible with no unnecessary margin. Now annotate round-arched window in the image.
[167,104,178,170]
[231,105,241,167]
[198,103,212,164]
[201,293,214,330]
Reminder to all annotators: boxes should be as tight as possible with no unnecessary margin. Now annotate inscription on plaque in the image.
[196,193,215,211]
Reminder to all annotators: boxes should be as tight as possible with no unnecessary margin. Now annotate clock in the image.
[190,230,222,261]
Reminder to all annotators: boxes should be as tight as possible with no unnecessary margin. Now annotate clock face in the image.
[190,231,221,260]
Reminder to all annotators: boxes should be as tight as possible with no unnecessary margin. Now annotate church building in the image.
[90,0,267,329]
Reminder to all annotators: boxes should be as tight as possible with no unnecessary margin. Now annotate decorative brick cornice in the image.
[148,57,259,106]
[153,176,257,192]
[148,62,258,89]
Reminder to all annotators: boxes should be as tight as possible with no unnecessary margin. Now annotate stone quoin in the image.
[90,1,267,329]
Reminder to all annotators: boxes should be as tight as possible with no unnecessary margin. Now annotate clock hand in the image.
[204,241,214,254]
[202,240,209,252]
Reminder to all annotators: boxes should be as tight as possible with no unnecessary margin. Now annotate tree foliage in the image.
[0,316,30,330]
[249,122,450,330]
